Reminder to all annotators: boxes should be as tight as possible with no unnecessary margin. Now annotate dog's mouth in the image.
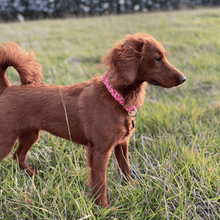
[150,79,162,86]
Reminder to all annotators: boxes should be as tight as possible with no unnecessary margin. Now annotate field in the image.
[0,7,220,219]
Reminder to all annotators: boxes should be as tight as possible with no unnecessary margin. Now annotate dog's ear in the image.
[103,36,145,85]
[116,39,145,85]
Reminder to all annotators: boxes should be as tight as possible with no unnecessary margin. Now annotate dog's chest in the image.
[121,118,135,139]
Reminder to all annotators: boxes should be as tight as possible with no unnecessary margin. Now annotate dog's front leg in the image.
[88,147,112,208]
[114,142,137,185]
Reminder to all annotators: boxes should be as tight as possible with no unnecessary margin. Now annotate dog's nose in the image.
[178,75,186,84]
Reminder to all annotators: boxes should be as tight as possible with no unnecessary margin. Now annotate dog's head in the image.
[103,33,186,88]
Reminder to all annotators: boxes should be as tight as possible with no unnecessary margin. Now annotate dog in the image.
[0,33,186,207]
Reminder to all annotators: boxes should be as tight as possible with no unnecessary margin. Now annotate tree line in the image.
[0,0,220,21]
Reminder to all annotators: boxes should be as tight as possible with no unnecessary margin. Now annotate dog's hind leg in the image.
[13,130,40,176]
[0,138,18,163]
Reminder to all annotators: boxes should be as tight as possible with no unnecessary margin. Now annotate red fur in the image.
[0,34,185,207]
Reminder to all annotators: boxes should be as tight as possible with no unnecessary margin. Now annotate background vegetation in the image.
[0,7,220,219]
[1,0,220,21]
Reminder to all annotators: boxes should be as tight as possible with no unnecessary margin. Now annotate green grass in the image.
[1,8,220,219]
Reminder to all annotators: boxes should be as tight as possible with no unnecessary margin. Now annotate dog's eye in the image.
[155,57,162,62]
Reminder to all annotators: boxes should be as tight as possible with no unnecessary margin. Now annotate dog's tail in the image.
[0,42,43,95]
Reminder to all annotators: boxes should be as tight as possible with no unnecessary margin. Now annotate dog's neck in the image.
[102,72,146,112]
[121,80,146,108]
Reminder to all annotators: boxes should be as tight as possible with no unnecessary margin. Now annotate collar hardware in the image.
[128,108,138,117]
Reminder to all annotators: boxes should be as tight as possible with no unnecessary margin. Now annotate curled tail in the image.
[0,42,43,95]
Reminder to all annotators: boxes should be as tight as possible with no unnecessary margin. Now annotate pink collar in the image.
[102,72,139,113]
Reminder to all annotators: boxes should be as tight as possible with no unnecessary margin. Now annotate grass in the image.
[1,7,220,219]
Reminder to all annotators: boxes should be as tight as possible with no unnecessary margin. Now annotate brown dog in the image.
[0,33,186,207]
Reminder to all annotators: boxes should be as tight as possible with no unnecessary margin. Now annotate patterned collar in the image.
[102,72,139,113]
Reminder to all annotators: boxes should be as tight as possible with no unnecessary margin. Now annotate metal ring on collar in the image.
[128,108,138,117]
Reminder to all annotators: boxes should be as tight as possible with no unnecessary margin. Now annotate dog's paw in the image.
[26,167,37,176]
